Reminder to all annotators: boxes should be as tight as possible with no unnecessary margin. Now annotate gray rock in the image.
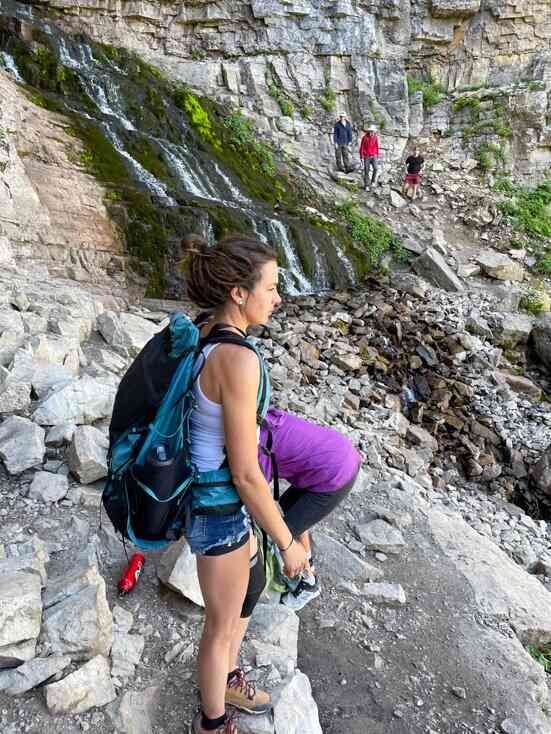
[30,334,79,365]
[331,353,362,372]
[413,247,464,292]
[107,686,160,734]
[97,311,160,356]
[431,0,480,17]
[532,446,551,496]
[41,574,113,660]
[0,639,37,669]
[44,655,116,714]
[33,375,118,426]
[313,531,383,582]
[45,422,77,447]
[43,558,103,609]
[0,535,48,586]
[477,251,524,282]
[0,416,45,474]
[113,605,134,635]
[252,639,295,677]
[497,313,534,347]
[67,425,109,484]
[110,632,145,680]
[430,510,551,646]
[0,655,71,695]
[0,380,31,413]
[390,190,407,208]
[355,519,406,554]
[273,670,322,734]
[31,362,74,399]
[363,582,407,606]
[0,572,42,667]
[157,538,204,607]
[28,471,69,503]
[531,313,551,369]
[369,505,413,529]
[248,604,299,666]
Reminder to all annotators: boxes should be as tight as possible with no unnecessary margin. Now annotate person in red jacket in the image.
[359,125,380,191]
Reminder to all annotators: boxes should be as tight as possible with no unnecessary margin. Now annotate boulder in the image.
[28,471,69,503]
[30,362,74,399]
[157,538,204,607]
[273,671,322,734]
[0,416,45,474]
[0,535,49,586]
[33,375,118,426]
[107,686,160,734]
[532,446,551,496]
[44,655,116,714]
[363,582,407,606]
[30,334,79,365]
[97,311,160,356]
[67,425,109,484]
[531,313,551,369]
[413,247,464,292]
[477,251,524,282]
[497,313,534,347]
[355,519,406,554]
[46,422,77,447]
[0,380,31,413]
[0,571,42,668]
[41,571,113,660]
[248,604,299,666]
[390,190,407,208]
[110,632,145,681]
[313,531,383,582]
[0,655,70,695]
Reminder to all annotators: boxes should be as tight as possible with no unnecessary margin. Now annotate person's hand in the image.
[281,540,308,578]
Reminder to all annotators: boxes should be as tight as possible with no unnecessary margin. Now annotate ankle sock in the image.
[201,712,226,731]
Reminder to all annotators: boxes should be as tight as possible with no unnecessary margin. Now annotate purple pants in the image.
[258,408,360,493]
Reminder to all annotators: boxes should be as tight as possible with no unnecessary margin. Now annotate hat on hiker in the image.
[368,124,377,132]
[339,111,346,117]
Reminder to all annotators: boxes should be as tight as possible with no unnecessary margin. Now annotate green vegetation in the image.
[492,176,515,193]
[500,181,551,239]
[452,95,481,116]
[528,80,546,91]
[528,645,551,673]
[476,142,506,171]
[520,283,550,315]
[267,74,294,117]
[407,74,444,109]
[336,199,403,271]
[320,85,336,113]
[299,102,313,120]
[173,85,221,151]
[222,111,276,177]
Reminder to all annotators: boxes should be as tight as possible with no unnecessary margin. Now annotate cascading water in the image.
[266,219,313,294]
[0,50,22,81]
[0,0,361,294]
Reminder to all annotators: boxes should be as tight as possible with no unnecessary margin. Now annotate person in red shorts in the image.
[402,146,424,201]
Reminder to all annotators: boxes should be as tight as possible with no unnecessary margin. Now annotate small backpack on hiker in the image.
[101,312,270,551]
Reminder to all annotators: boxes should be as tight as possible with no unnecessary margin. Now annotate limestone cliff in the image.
[23,0,551,182]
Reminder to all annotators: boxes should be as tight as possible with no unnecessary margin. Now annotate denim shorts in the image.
[185,504,251,556]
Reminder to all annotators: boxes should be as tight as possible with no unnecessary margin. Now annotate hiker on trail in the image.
[333,112,353,172]
[402,146,424,201]
[359,124,380,190]
[181,233,361,734]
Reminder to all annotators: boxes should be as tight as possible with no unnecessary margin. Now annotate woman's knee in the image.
[203,615,240,645]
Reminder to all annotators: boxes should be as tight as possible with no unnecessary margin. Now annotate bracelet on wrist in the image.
[279,536,294,552]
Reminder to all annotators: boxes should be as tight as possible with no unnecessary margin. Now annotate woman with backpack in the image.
[181,233,360,734]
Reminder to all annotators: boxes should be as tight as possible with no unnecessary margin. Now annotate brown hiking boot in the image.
[225,669,272,714]
[189,710,239,734]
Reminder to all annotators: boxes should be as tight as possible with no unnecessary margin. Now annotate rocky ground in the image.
[1,233,551,733]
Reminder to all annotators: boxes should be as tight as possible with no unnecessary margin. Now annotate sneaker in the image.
[280,574,321,611]
[225,669,271,714]
[190,710,239,734]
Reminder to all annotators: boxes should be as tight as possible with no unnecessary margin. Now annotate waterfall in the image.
[0,2,360,293]
[0,51,23,82]
[103,127,175,205]
[266,219,312,294]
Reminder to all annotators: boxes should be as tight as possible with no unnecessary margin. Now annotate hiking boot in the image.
[280,574,321,611]
[225,669,271,714]
[190,710,239,734]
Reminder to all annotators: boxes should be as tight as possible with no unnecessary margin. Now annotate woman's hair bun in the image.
[182,233,209,257]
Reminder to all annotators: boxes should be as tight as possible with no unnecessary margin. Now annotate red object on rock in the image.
[117,553,145,595]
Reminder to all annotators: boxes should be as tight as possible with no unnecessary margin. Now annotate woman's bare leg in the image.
[196,541,250,724]
[228,533,257,671]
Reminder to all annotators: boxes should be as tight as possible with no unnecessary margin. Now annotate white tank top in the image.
[190,343,226,472]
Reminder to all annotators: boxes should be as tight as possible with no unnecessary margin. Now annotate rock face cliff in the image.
[23,0,551,183]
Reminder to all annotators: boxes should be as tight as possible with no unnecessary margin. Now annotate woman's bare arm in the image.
[216,345,307,574]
